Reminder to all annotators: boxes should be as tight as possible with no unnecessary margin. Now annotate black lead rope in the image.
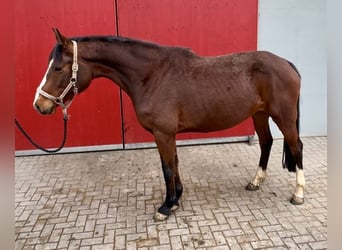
[15,117,68,153]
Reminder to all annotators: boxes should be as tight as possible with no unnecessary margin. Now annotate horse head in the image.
[33,28,92,117]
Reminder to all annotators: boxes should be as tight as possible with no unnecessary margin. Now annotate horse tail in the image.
[287,60,301,79]
[282,60,301,172]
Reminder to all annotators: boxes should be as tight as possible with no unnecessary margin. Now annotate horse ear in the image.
[52,28,71,48]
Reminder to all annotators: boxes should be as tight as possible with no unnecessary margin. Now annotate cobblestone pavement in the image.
[15,137,327,250]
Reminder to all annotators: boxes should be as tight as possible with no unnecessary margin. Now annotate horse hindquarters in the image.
[247,56,304,205]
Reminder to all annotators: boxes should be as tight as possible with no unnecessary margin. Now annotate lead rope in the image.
[15,40,79,154]
[15,116,68,153]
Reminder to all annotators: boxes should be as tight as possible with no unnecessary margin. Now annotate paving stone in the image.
[15,137,327,249]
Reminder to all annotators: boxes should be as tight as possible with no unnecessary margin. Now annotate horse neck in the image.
[78,38,163,97]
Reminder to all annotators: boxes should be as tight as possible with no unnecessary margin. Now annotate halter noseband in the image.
[39,40,79,119]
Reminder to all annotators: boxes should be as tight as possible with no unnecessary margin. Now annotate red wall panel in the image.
[15,0,257,152]
[15,0,122,151]
[117,0,257,144]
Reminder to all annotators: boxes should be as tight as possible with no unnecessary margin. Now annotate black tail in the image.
[282,98,300,172]
[282,60,301,172]
[287,60,301,79]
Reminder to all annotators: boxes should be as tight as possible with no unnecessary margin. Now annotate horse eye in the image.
[54,66,63,72]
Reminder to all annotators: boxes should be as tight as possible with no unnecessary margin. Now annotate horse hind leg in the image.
[282,131,305,205]
[246,112,273,191]
[273,113,305,205]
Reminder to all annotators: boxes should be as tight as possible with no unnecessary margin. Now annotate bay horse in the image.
[33,28,305,221]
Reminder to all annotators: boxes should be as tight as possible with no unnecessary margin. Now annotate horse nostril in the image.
[34,103,42,113]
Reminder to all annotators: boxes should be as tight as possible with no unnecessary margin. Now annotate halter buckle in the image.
[72,63,78,71]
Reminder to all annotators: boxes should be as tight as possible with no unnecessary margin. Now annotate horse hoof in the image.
[153,211,169,221]
[245,182,259,191]
[290,195,304,205]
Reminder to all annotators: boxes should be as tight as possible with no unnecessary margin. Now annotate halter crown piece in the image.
[38,40,79,120]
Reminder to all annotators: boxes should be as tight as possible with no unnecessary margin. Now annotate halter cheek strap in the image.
[39,40,79,120]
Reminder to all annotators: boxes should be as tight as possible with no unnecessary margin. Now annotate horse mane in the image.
[72,35,162,50]
[72,35,197,58]
[48,35,198,64]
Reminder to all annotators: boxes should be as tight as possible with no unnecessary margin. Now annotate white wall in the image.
[258,0,327,137]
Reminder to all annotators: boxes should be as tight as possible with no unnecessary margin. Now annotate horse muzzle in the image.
[33,98,56,115]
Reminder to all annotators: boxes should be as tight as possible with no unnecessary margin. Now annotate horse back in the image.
[134,50,300,134]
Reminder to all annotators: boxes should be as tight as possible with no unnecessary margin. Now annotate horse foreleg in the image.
[153,131,180,221]
[246,112,273,191]
[172,151,183,211]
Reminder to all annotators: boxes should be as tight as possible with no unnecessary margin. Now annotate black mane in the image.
[49,35,197,62]
[72,35,162,50]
